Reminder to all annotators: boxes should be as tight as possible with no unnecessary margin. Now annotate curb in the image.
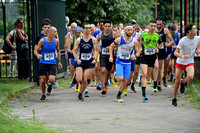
[0,82,37,117]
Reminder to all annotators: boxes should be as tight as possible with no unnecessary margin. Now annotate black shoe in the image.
[96,85,102,90]
[162,77,167,87]
[172,98,177,106]
[180,80,185,94]
[157,85,162,91]
[78,93,84,101]
[47,85,52,95]
[40,95,46,101]
[130,86,136,93]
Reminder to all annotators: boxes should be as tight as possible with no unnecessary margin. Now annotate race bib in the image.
[102,47,110,55]
[81,53,92,60]
[44,52,54,61]
[119,52,130,60]
[160,42,165,49]
[145,48,155,55]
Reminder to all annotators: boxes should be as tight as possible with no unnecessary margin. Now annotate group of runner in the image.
[34,17,200,106]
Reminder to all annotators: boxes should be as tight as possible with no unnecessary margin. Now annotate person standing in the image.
[172,23,200,106]
[34,26,62,101]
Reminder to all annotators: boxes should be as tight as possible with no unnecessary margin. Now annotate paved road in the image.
[9,85,200,133]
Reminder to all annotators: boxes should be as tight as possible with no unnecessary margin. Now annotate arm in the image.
[165,28,174,47]
[72,38,81,64]
[6,34,16,50]
[196,42,200,56]
[34,39,44,59]
[109,37,120,63]
[92,37,98,64]
[16,29,28,43]
[133,40,140,58]
[56,39,62,69]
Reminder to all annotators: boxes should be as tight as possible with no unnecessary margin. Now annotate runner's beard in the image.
[126,33,132,37]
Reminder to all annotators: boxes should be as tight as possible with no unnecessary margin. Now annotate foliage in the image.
[65,0,154,25]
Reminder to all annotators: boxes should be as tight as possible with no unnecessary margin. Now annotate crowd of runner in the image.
[34,17,200,106]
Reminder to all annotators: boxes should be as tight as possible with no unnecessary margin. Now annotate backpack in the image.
[2,31,15,54]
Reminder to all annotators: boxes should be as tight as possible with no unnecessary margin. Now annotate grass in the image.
[186,79,200,110]
[0,78,61,133]
[58,76,71,89]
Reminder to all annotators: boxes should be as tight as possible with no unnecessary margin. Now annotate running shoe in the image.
[40,95,46,101]
[75,83,80,92]
[96,83,102,90]
[130,86,136,93]
[162,77,167,87]
[47,85,52,95]
[147,79,151,84]
[180,79,185,94]
[101,88,107,95]
[123,88,128,96]
[52,80,58,89]
[143,96,148,102]
[157,85,162,91]
[107,79,110,86]
[84,91,89,97]
[152,87,158,92]
[113,81,118,87]
[172,98,177,106]
[69,82,75,88]
[78,93,84,101]
[116,96,124,103]
[91,81,96,87]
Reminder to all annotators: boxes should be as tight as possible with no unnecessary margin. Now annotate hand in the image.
[106,46,110,50]
[130,55,136,60]
[109,57,113,63]
[77,59,81,65]
[93,55,97,60]
[196,50,200,55]
[92,59,96,64]
[58,62,62,69]
[12,46,16,50]
[37,54,42,59]
[65,52,67,59]
[183,55,190,59]
[155,48,159,53]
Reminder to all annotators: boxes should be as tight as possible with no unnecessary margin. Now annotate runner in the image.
[97,19,117,95]
[140,20,162,102]
[72,22,98,101]
[109,24,140,102]
[172,23,200,106]
[34,26,62,101]
[155,17,174,91]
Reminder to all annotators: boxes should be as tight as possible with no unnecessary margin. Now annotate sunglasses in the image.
[20,22,24,24]
[76,32,81,34]
[100,24,103,26]
[170,31,176,34]
[84,27,91,29]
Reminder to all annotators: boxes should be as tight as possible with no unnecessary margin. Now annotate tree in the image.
[65,0,154,25]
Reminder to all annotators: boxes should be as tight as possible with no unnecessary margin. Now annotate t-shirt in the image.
[177,36,200,65]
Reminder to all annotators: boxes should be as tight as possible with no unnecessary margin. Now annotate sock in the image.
[117,91,122,97]
[158,82,161,85]
[85,89,88,92]
[105,82,107,86]
[153,81,157,88]
[87,79,91,84]
[114,76,117,82]
[142,87,146,97]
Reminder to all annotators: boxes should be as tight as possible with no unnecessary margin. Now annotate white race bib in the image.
[44,52,54,61]
[119,52,130,60]
[81,53,92,60]
[102,48,109,55]
[160,42,165,49]
[145,48,155,55]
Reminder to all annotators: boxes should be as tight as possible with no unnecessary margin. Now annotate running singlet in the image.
[176,36,200,65]
[157,27,166,54]
[40,37,57,64]
[140,31,162,58]
[116,36,135,64]
[78,36,93,65]
[101,31,114,56]
[172,31,179,53]
[70,35,76,58]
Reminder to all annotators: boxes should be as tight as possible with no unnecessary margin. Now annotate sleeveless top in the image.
[172,31,179,53]
[116,36,135,64]
[70,35,76,59]
[40,37,57,64]
[101,31,114,57]
[78,36,93,65]
[156,27,167,54]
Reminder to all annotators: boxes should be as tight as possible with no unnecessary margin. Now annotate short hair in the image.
[185,23,195,34]
[66,16,69,22]
[103,19,112,25]
[149,20,156,24]
[43,18,51,25]
[42,21,50,27]
[142,24,147,29]
[128,20,136,25]
[90,24,95,28]
[82,22,90,28]
[170,25,177,31]
[99,19,104,23]
[173,20,177,24]
[156,17,163,22]
[113,25,119,29]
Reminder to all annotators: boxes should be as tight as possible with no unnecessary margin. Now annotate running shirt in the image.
[70,35,76,59]
[172,31,179,53]
[94,30,100,38]
[78,36,93,65]
[40,37,57,64]
[176,36,200,65]
[157,27,167,55]
[116,36,135,64]
[35,33,46,44]
[140,31,162,59]
[101,31,114,57]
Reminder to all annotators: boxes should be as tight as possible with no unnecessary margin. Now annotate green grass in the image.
[58,76,71,89]
[0,78,62,133]
[186,79,200,110]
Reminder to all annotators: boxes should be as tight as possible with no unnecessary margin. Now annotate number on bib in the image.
[44,53,54,60]
[160,42,165,49]
[81,53,92,60]
[119,53,130,60]
[102,48,109,55]
[145,48,155,55]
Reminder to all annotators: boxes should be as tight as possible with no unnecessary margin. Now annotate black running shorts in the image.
[39,63,56,76]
